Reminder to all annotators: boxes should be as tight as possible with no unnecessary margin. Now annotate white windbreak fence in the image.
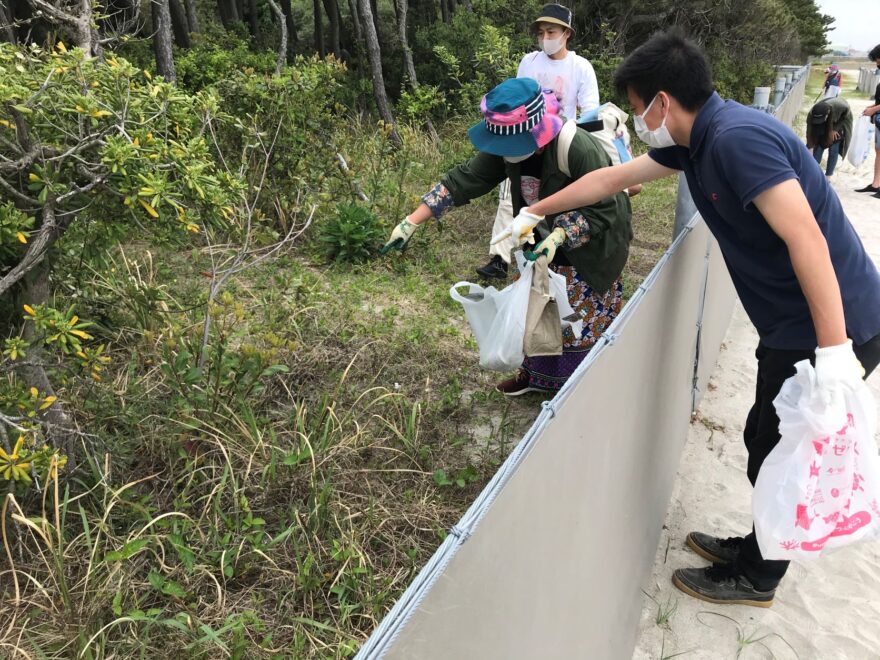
[356,70,806,660]
[859,66,880,95]
[357,219,735,660]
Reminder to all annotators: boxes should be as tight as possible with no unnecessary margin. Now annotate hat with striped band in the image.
[467,78,563,157]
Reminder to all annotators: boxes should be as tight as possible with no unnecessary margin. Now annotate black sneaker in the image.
[873,191,880,199]
[686,532,742,564]
[855,184,880,193]
[672,564,775,608]
[476,255,508,280]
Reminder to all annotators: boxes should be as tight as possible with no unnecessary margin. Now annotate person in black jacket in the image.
[855,43,880,195]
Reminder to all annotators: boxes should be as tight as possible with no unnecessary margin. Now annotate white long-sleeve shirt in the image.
[517,50,600,122]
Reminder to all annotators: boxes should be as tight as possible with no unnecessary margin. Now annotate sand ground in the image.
[632,81,880,659]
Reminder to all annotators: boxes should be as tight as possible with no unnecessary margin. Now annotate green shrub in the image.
[318,203,385,263]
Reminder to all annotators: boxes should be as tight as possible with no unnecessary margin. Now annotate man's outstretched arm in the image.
[527,154,679,216]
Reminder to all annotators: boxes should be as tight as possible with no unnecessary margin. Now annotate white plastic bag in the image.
[847,115,875,168]
[449,252,584,372]
[753,360,880,561]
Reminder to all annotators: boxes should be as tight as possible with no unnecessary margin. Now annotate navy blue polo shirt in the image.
[649,92,880,350]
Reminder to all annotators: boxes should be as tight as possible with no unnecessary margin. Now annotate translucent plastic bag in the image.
[753,361,880,561]
[449,252,583,372]
[847,115,876,168]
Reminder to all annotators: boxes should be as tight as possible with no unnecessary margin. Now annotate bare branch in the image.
[0,175,40,206]
[25,0,78,28]
[266,0,288,77]
[0,203,62,298]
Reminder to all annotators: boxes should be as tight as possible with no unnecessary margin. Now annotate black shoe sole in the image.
[672,573,774,608]
[686,533,732,564]
[476,269,508,280]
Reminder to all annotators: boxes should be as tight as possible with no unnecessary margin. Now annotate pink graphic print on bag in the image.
[783,413,873,552]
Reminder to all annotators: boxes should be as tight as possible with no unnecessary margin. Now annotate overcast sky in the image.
[816,0,876,51]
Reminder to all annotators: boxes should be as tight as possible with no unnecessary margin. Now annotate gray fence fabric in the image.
[356,71,808,660]
[858,67,880,95]
[379,220,713,660]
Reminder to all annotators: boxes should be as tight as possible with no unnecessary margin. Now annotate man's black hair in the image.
[613,28,714,112]
[870,44,880,62]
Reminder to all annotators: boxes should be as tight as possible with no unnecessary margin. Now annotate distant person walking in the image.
[823,63,842,99]
[806,97,852,178]
[855,44,880,196]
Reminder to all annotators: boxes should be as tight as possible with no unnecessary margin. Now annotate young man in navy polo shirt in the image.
[506,30,880,607]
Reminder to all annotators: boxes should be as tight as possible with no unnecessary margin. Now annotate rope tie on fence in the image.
[448,525,472,542]
[541,399,557,419]
[601,331,618,346]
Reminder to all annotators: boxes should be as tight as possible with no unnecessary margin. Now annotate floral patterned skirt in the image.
[522,265,623,392]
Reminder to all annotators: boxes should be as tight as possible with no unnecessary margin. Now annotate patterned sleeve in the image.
[554,210,590,249]
[421,182,456,219]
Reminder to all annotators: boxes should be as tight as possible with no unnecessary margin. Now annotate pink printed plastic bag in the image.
[753,360,880,561]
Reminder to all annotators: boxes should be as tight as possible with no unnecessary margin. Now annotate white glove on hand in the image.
[380,217,420,254]
[815,339,865,406]
[525,227,566,262]
[491,208,543,246]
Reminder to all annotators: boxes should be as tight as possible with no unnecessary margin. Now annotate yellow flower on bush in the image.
[0,435,32,483]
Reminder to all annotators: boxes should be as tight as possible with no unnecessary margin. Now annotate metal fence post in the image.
[773,77,785,108]
[752,86,771,110]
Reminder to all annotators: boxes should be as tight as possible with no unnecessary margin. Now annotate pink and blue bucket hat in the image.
[467,78,564,158]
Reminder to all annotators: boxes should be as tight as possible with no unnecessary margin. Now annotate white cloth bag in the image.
[753,360,880,561]
[847,115,875,168]
[449,252,583,372]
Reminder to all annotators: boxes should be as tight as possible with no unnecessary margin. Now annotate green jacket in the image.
[806,97,853,157]
[440,129,633,293]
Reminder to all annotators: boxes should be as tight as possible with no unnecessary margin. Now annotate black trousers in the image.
[736,333,880,591]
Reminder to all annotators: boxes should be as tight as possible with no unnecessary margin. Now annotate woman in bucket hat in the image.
[476,3,600,281]
[381,77,632,395]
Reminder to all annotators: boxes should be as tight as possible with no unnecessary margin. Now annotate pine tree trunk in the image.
[247,0,260,42]
[395,0,437,140]
[0,2,16,43]
[439,0,450,23]
[168,0,191,47]
[357,0,400,145]
[278,0,298,50]
[20,214,76,462]
[184,0,200,32]
[266,0,287,74]
[313,0,324,56]
[217,0,237,28]
[152,0,177,82]
[346,0,362,49]
[322,0,341,57]
[408,0,435,27]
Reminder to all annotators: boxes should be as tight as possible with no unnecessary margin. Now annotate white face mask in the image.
[633,94,676,149]
[503,151,535,163]
[540,36,564,56]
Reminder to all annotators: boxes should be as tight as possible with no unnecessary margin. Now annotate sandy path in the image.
[631,90,880,659]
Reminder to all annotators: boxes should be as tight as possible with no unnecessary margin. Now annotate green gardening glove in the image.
[525,227,566,262]
[380,217,420,254]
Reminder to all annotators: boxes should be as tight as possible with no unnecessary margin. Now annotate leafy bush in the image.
[174,27,278,92]
[318,203,385,263]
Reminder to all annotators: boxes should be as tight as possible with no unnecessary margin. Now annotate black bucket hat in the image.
[532,4,575,35]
